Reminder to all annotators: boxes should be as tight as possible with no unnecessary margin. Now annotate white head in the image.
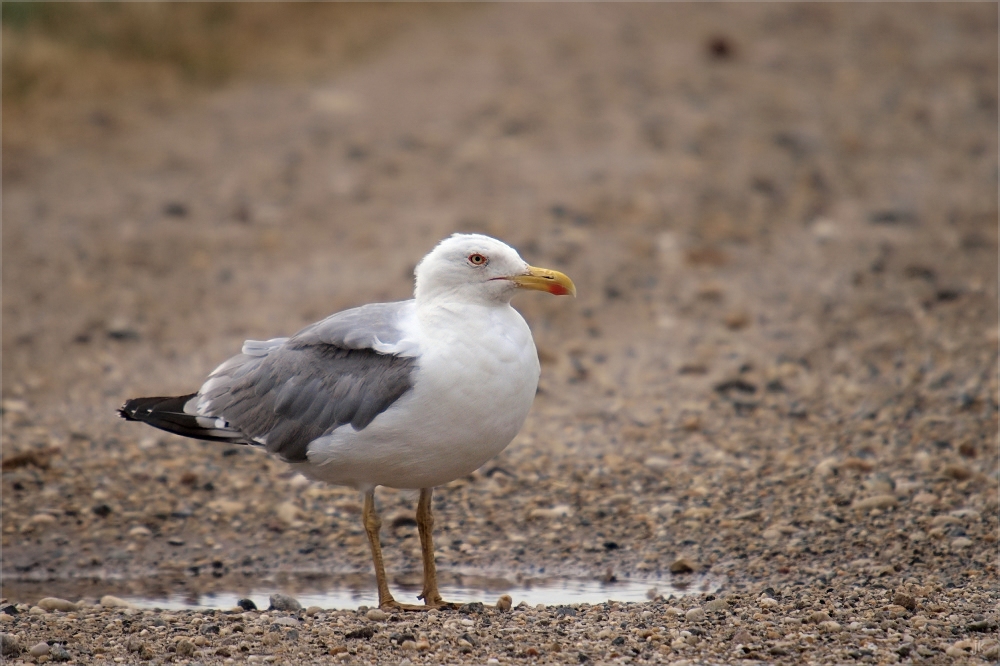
[414,233,575,306]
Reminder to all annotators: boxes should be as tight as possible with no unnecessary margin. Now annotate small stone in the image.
[175,639,196,656]
[128,526,152,538]
[525,646,540,656]
[685,607,706,622]
[29,606,48,615]
[732,629,753,644]
[100,595,135,609]
[670,558,696,574]
[528,505,573,519]
[306,606,323,616]
[951,537,973,549]
[167,537,186,546]
[809,610,831,623]
[912,492,938,505]
[496,595,512,611]
[401,640,417,651]
[49,644,70,662]
[942,464,972,480]
[274,617,299,626]
[37,597,78,612]
[0,634,20,657]
[759,597,779,609]
[200,623,221,635]
[30,641,50,657]
[704,598,728,613]
[819,621,842,633]
[237,598,258,611]
[851,495,897,510]
[366,608,388,621]
[268,593,301,611]
[892,593,917,611]
[329,645,348,655]
[644,456,672,472]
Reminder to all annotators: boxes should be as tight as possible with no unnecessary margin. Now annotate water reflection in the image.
[124,574,718,610]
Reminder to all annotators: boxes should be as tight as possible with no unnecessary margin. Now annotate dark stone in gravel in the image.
[92,503,113,517]
[163,202,189,217]
[612,636,626,645]
[0,604,18,615]
[967,619,995,632]
[50,644,71,662]
[892,593,917,611]
[1,633,22,657]
[390,633,416,644]
[346,627,376,640]
[200,623,220,635]
[236,598,257,611]
[268,593,301,611]
[555,606,578,617]
[461,632,479,648]
[459,602,485,614]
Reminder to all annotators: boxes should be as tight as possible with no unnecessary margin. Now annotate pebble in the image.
[951,537,973,549]
[268,593,301,611]
[37,597,78,612]
[175,638,196,656]
[851,495,897,510]
[1,633,21,657]
[759,597,779,609]
[29,606,48,615]
[49,644,70,661]
[685,607,706,622]
[274,616,299,626]
[306,606,323,616]
[670,558,696,573]
[496,595,512,612]
[128,525,152,537]
[704,598,728,613]
[100,595,135,609]
[644,456,672,471]
[366,608,388,621]
[29,641,50,657]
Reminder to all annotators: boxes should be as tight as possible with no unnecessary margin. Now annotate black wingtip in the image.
[118,393,249,445]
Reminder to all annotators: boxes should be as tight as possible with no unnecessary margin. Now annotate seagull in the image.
[119,233,575,611]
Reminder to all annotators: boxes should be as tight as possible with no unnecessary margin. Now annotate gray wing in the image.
[197,300,418,463]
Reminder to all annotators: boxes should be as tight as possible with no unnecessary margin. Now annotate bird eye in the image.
[468,253,487,266]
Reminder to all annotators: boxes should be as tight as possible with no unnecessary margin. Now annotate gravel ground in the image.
[3,4,998,664]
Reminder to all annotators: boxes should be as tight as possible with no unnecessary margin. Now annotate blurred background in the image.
[2,3,997,605]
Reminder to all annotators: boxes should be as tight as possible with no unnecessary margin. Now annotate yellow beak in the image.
[510,265,577,297]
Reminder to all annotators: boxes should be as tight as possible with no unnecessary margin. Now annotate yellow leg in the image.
[417,487,457,608]
[362,489,397,608]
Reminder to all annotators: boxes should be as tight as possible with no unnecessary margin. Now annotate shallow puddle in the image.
[124,578,718,610]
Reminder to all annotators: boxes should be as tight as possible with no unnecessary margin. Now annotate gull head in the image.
[414,233,576,305]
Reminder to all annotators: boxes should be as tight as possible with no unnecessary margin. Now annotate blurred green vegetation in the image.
[2,3,459,96]
[2,3,464,152]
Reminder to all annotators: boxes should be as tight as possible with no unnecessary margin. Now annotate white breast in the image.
[299,302,540,490]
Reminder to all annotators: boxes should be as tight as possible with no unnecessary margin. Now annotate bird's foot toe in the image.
[379,600,430,612]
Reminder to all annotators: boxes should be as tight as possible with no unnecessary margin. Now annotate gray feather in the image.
[291,301,416,351]
[197,301,418,463]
